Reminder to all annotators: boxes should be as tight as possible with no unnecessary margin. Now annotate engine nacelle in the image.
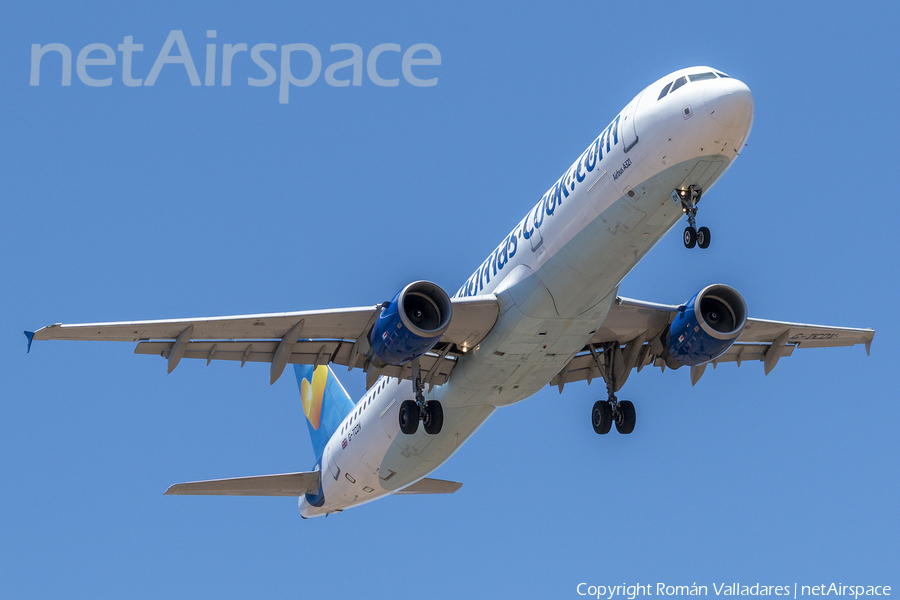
[665,284,747,367]
[369,281,452,367]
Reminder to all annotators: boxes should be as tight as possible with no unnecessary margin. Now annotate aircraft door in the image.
[587,170,617,214]
[621,91,642,153]
[322,439,341,481]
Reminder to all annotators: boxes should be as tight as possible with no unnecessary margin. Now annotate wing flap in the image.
[708,342,795,365]
[165,471,320,496]
[393,477,463,495]
[134,339,457,386]
[740,318,874,351]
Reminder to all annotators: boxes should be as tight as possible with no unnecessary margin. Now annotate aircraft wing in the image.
[550,297,874,391]
[26,295,499,388]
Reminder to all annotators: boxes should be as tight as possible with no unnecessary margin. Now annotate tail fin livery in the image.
[293,364,355,461]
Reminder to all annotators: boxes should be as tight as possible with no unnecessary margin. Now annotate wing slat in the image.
[31,306,379,343]
[31,295,499,347]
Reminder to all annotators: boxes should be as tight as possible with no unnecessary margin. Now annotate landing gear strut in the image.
[678,186,711,249]
[590,343,636,435]
[399,360,443,435]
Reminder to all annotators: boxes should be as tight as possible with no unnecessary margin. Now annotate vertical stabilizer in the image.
[293,364,355,461]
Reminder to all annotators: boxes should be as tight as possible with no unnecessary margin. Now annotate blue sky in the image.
[3,1,898,598]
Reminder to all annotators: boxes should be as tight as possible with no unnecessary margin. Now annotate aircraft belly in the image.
[312,154,739,515]
[378,403,495,491]
[439,155,736,412]
[317,419,387,510]
[310,402,496,515]
[545,154,733,308]
[317,394,497,510]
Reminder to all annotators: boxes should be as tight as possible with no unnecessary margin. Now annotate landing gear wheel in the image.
[683,226,697,249]
[697,226,711,249]
[592,401,612,435]
[614,400,636,434]
[399,400,419,435]
[679,185,705,249]
[423,401,443,435]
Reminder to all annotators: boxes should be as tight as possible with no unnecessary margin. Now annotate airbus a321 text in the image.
[26,67,874,518]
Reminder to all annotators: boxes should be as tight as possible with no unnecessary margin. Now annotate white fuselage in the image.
[301,67,754,517]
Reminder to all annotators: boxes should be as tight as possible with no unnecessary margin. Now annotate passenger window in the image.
[670,76,687,92]
[658,82,673,100]
[689,72,717,82]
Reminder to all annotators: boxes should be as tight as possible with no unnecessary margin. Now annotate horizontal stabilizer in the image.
[394,477,463,495]
[165,471,320,496]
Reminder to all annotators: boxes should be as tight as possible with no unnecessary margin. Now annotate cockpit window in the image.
[670,76,687,93]
[657,82,673,100]
[688,72,718,82]
[715,71,730,78]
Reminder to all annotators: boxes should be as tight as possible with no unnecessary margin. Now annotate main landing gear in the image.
[591,399,635,435]
[590,343,636,435]
[399,362,443,436]
[678,186,711,249]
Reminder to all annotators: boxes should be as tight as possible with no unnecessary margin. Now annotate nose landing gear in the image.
[677,186,711,249]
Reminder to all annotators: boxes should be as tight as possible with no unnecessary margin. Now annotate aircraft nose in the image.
[704,78,754,129]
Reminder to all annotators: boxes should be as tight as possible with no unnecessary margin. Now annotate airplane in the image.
[25,66,874,518]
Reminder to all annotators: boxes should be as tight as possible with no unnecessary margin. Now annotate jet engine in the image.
[369,281,452,367]
[665,284,747,367]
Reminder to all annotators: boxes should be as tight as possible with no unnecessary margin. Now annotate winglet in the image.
[865,338,872,357]
[23,331,35,354]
